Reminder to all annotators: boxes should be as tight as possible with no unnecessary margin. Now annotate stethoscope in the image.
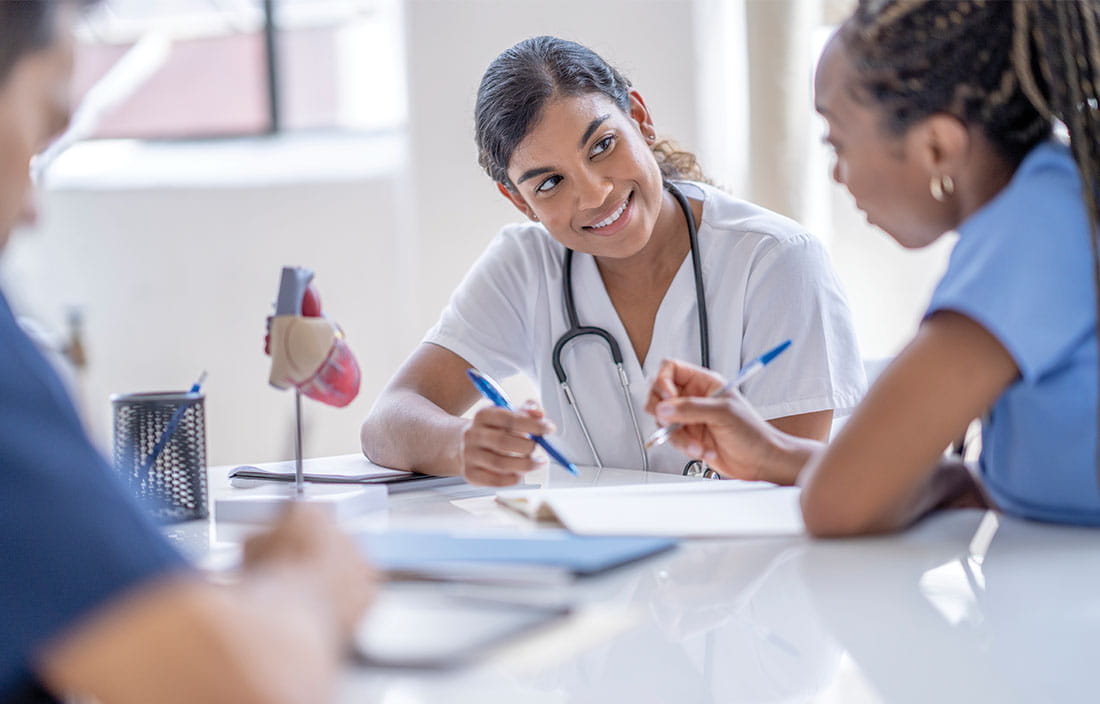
[551,181,719,478]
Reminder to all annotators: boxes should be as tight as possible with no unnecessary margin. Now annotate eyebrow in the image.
[579,114,610,149]
[515,113,613,186]
[517,166,553,185]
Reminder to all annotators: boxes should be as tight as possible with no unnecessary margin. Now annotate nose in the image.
[574,167,614,211]
[831,157,846,186]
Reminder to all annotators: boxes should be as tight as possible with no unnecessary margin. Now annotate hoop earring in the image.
[930,174,955,202]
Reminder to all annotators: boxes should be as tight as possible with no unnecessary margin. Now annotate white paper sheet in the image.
[497,480,804,537]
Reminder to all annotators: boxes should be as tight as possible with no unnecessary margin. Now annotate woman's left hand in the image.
[931,460,992,511]
[645,358,790,483]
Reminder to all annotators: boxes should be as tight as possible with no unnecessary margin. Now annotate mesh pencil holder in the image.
[111,391,208,523]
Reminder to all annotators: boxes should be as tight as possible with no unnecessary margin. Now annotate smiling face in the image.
[0,7,74,250]
[814,33,957,249]
[500,91,667,260]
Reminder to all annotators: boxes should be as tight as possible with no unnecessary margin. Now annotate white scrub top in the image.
[425,181,866,473]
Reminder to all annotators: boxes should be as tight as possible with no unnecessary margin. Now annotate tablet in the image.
[352,589,570,669]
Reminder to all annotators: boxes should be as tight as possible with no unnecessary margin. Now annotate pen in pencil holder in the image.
[111,390,208,523]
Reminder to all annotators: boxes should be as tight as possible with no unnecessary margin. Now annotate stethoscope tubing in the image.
[552,181,710,471]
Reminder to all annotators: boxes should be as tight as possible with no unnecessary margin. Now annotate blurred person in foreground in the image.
[0,2,375,702]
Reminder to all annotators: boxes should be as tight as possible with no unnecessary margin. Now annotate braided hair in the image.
[474,36,708,192]
[842,0,1100,474]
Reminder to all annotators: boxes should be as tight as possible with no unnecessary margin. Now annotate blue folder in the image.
[358,530,677,577]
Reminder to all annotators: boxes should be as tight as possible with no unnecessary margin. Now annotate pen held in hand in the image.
[645,340,791,450]
[466,368,579,475]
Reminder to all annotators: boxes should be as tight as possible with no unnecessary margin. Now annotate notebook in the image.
[227,453,464,493]
[496,480,805,537]
[357,529,677,579]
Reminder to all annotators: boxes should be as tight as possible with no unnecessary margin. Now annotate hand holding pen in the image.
[644,341,792,482]
[464,369,578,486]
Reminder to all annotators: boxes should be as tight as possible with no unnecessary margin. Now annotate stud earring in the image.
[647,134,657,142]
[930,174,955,202]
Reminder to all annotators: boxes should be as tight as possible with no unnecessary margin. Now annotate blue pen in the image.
[466,368,579,475]
[137,371,207,480]
[645,340,792,449]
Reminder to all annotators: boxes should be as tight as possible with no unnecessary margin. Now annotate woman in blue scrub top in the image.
[647,0,1100,532]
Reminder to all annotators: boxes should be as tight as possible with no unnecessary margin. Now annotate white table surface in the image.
[163,460,1100,704]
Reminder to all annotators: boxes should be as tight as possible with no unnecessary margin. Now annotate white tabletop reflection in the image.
[162,463,1100,703]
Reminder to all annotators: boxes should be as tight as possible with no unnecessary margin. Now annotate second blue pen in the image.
[466,368,579,476]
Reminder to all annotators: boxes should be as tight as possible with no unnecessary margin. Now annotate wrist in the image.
[445,418,472,476]
[755,425,815,486]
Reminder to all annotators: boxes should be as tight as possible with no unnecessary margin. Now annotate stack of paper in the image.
[496,480,804,537]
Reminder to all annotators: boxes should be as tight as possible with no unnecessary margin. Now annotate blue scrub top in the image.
[0,291,187,702]
[927,141,1100,525]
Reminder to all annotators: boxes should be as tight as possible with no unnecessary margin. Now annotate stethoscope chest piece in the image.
[682,459,720,479]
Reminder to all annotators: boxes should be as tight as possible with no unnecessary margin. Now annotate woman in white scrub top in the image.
[361,36,865,487]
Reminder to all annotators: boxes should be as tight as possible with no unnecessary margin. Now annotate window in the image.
[71,0,405,140]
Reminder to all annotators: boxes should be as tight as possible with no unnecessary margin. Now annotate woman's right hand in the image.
[242,503,376,643]
[645,358,785,483]
[460,399,552,486]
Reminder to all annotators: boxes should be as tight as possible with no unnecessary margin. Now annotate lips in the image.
[582,191,634,234]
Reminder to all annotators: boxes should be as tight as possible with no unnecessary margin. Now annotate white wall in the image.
[2,138,419,466]
[0,0,701,467]
[821,181,955,360]
[402,0,699,333]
